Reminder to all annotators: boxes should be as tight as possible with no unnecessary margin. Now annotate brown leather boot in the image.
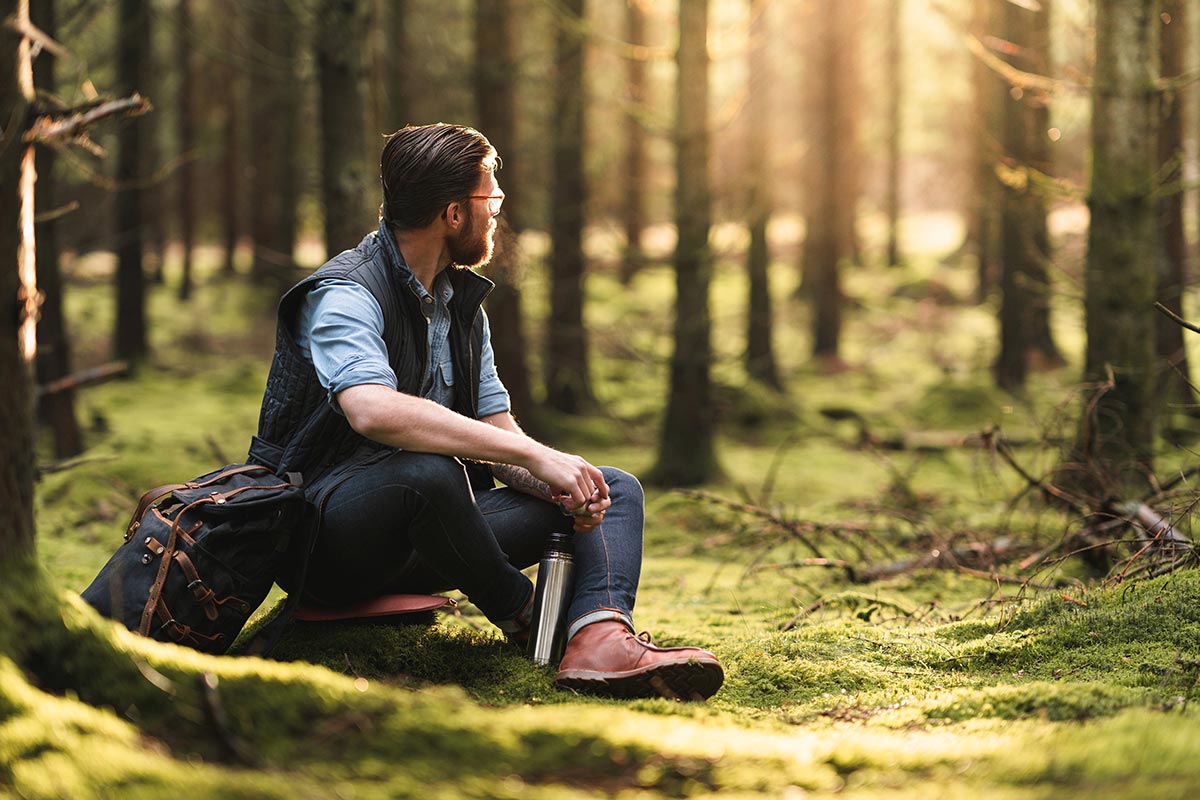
[555,621,724,701]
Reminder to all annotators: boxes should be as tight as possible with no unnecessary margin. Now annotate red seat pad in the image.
[293,594,455,622]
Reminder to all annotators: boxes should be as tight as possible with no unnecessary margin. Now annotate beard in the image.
[447,207,495,269]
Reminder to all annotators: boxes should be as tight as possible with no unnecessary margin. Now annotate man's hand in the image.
[481,411,608,510]
[556,489,611,533]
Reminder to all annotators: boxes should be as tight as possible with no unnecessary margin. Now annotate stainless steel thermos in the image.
[527,531,575,665]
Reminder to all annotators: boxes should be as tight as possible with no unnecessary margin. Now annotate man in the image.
[250,123,722,700]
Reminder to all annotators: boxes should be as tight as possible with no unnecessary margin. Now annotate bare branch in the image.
[26,93,150,147]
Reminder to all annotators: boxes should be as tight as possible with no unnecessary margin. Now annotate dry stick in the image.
[35,360,128,398]
[1156,301,1200,335]
[26,94,151,145]
[781,600,826,631]
[985,428,1087,512]
[750,558,858,582]
[954,565,1057,591]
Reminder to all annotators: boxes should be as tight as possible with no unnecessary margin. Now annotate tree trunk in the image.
[115,0,148,362]
[0,0,37,565]
[318,0,372,258]
[545,0,594,414]
[249,1,300,284]
[618,0,647,285]
[176,0,195,301]
[1022,0,1061,368]
[475,0,535,425]
[803,1,842,359]
[1156,1,1194,409]
[31,0,82,459]
[744,0,780,390]
[883,0,903,268]
[834,0,862,269]
[652,0,717,486]
[995,0,1059,390]
[373,0,410,135]
[969,0,1004,304]
[220,5,242,276]
[1075,0,1159,488]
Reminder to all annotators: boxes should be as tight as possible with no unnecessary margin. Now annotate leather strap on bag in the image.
[124,465,273,542]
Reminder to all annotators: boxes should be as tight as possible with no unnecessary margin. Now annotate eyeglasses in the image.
[468,193,505,216]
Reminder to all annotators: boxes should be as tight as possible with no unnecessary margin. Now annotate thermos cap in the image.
[545,530,575,555]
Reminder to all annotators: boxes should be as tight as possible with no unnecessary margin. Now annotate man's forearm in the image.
[490,462,554,502]
[339,384,538,466]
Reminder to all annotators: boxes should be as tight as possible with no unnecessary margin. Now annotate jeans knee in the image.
[601,466,644,510]
[395,452,472,503]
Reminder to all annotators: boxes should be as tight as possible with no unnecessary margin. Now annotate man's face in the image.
[447,172,501,269]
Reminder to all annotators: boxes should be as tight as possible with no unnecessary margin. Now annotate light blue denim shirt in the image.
[293,260,510,418]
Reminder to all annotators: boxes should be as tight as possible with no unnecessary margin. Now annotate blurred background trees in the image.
[14,0,1200,493]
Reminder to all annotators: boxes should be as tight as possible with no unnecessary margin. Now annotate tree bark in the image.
[176,0,195,301]
[249,0,300,284]
[994,0,1060,391]
[318,0,372,258]
[652,0,717,486]
[744,0,780,389]
[834,0,863,269]
[220,5,243,276]
[0,0,37,565]
[475,0,535,425]
[1076,0,1159,487]
[372,0,409,135]
[618,0,647,285]
[968,0,1004,304]
[114,0,148,362]
[1156,1,1194,409]
[883,0,903,268]
[31,0,82,458]
[545,0,594,413]
[803,0,842,359]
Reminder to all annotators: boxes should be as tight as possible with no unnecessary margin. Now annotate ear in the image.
[444,201,464,230]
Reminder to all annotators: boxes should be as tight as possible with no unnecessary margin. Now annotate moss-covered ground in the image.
[10,222,1200,797]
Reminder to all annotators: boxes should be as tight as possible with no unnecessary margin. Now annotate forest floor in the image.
[9,217,1200,798]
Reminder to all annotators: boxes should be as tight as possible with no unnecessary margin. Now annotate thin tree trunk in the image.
[969,0,1003,304]
[884,0,903,268]
[374,0,409,134]
[249,1,299,284]
[834,0,862,268]
[475,0,534,425]
[0,0,37,563]
[1156,1,1193,408]
[220,6,242,276]
[995,0,1058,390]
[804,1,842,359]
[1076,0,1159,488]
[1023,0,1061,367]
[545,0,593,413]
[652,0,717,486]
[115,0,148,362]
[176,0,195,301]
[744,0,780,389]
[318,0,372,257]
[31,0,82,458]
[619,0,647,285]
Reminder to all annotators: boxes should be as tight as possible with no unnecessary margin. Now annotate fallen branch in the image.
[36,360,128,398]
[26,94,151,147]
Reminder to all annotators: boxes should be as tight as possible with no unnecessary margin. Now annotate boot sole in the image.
[556,658,724,701]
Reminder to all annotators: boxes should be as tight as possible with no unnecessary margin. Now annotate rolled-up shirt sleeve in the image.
[476,307,512,418]
[295,279,397,413]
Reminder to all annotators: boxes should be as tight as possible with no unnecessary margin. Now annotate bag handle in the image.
[125,484,188,541]
[123,465,275,542]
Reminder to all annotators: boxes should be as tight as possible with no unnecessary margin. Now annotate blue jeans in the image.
[305,451,642,638]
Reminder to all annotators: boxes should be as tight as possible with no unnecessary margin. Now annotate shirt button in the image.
[423,296,433,304]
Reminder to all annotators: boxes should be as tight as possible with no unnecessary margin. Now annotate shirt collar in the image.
[378,219,454,304]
